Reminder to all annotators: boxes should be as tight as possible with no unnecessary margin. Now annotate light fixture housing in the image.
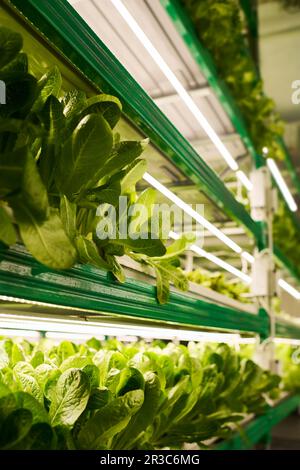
[236,170,253,192]
[0,313,255,344]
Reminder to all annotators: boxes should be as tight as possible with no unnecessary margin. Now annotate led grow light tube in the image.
[267,158,298,212]
[0,313,252,344]
[0,328,40,339]
[278,278,300,300]
[46,331,138,343]
[46,331,106,342]
[110,0,239,172]
[144,172,242,253]
[169,231,251,283]
[241,251,254,264]
[190,244,251,284]
[236,170,253,192]
[274,338,300,346]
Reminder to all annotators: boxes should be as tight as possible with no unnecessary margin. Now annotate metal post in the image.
[185,251,194,273]
[250,164,277,371]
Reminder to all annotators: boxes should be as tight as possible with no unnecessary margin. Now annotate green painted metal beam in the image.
[0,245,269,337]
[216,394,300,449]
[239,0,259,67]
[240,0,259,40]
[3,0,263,248]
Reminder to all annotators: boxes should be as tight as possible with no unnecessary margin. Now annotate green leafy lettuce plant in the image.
[0,336,281,450]
[187,267,250,302]
[276,344,300,392]
[0,25,191,304]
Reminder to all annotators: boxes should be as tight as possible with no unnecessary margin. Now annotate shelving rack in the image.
[1,0,300,450]
[161,0,300,283]
[3,0,262,244]
[162,0,300,194]
[0,243,268,338]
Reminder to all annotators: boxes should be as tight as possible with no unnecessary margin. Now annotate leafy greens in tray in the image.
[0,25,191,304]
[0,336,281,450]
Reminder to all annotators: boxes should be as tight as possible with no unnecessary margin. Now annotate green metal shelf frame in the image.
[0,245,270,338]
[216,394,300,450]
[1,244,299,341]
[3,0,263,249]
[240,0,258,39]
[161,0,300,283]
[1,1,299,341]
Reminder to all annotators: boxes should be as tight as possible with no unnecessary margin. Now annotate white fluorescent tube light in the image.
[278,278,300,300]
[237,337,257,345]
[169,231,251,283]
[242,251,254,264]
[0,328,40,339]
[0,319,103,335]
[46,332,106,342]
[190,243,251,284]
[236,170,253,192]
[144,172,242,253]
[267,158,298,212]
[111,0,238,171]
[0,313,250,344]
[274,338,300,346]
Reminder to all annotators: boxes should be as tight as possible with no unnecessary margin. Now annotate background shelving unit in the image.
[1,0,300,451]
[161,0,300,283]
[162,0,300,193]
